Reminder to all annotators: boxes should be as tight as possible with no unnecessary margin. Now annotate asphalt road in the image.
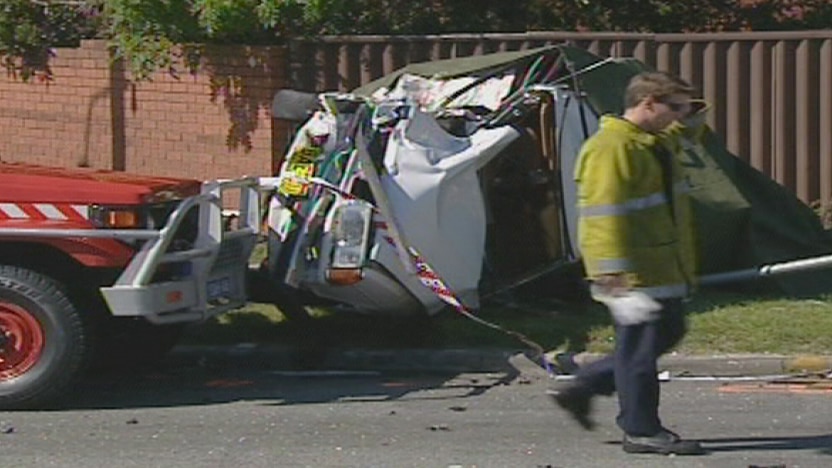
[0,359,830,468]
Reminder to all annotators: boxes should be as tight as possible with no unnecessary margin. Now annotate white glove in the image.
[590,285,662,326]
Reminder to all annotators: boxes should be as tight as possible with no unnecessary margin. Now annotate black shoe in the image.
[622,429,707,455]
[548,385,595,431]
[661,427,680,442]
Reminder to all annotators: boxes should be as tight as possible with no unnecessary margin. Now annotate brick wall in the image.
[0,41,113,169]
[0,40,288,181]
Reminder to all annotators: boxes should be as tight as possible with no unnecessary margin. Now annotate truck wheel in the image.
[0,266,90,409]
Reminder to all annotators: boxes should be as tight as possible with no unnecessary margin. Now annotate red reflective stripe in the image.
[56,204,87,221]
[17,204,46,220]
[0,203,87,221]
[0,203,27,219]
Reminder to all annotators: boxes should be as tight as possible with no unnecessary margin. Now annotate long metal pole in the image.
[699,253,832,286]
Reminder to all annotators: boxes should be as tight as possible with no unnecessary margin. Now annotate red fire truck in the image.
[0,163,260,409]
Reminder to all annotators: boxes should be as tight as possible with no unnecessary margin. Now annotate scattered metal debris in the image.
[719,372,832,394]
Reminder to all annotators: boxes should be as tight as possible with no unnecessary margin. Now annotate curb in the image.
[574,352,832,377]
[170,345,832,377]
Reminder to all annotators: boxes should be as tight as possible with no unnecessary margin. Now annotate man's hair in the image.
[624,71,696,109]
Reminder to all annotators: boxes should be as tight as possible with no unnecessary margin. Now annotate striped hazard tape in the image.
[0,203,89,222]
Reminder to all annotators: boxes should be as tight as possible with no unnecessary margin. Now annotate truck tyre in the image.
[0,266,90,409]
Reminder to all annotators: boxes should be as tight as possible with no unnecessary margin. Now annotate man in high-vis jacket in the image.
[552,71,708,456]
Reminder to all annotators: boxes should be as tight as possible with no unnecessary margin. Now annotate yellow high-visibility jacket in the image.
[574,115,698,299]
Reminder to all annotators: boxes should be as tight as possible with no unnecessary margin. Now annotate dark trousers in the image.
[574,298,687,436]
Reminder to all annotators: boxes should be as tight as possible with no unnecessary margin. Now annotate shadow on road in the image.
[698,434,832,454]
[38,358,519,412]
[602,434,832,457]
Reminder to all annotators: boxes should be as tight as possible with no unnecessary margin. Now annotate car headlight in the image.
[330,201,372,269]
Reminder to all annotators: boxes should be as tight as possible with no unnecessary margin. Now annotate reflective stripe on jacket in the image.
[574,115,698,299]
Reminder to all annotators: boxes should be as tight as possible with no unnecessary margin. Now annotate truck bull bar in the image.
[0,177,262,324]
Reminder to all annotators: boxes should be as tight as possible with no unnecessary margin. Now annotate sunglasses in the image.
[659,99,690,113]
